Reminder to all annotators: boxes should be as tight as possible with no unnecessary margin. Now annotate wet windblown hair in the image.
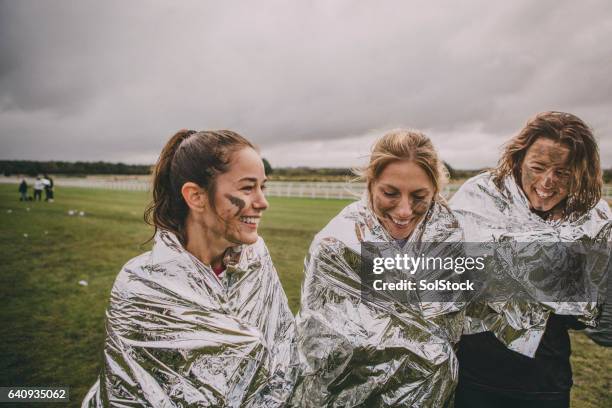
[144,129,254,244]
[492,111,602,217]
[356,129,448,200]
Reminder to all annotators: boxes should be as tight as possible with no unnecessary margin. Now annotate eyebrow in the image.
[238,177,267,183]
[380,184,428,193]
[530,160,568,168]
[380,184,398,190]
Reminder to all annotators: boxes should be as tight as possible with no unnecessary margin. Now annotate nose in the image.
[395,196,413,219]
[541,169,556,188]
[252,186,269,211]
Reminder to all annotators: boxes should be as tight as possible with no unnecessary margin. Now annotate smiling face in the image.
[202,147,268,245]
[370,160,434,240]
[520,137,572,213]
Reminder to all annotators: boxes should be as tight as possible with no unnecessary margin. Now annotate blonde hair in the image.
[356,129,448,198]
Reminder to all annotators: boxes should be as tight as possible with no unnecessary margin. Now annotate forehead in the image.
[375,160,433,191]
[219,147,265,181]
[524,138,571,165]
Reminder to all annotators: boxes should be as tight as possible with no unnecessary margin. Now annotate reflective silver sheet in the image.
[585,271,612,346]
[450,172,612,357]
[291,197,465,407]
[83,230,297,407]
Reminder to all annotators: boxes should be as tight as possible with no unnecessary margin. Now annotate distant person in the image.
[83,130,297,407]
[18,179,28,201]
[33,176,44,201]
[43,173,54,202]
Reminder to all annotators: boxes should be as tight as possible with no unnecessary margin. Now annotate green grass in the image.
[0,184,610,407]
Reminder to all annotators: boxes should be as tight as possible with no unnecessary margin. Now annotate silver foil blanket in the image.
[83,230,298,407]
[450,172,612,357]
[291,197,466,407]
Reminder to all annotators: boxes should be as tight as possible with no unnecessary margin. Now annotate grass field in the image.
[0,184,610,407]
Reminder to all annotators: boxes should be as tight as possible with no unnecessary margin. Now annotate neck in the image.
[530,200,566,221]
[184,214,232,268]
[530,207,550,220]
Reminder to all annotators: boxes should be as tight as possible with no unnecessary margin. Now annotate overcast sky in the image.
[1,0,611,169]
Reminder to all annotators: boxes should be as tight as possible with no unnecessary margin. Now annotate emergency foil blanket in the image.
[290,197,466,407]
[83,230,297,407]
[450,172,612,357]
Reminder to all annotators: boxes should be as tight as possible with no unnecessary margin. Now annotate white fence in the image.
[2,176,611,200]
[266,181,363,199]
[0,176,149,192]
[264,181,461,200]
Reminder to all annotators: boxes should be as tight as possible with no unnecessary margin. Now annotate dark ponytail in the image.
[144,129,254,244]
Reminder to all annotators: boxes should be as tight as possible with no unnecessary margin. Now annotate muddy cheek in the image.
[521,165,537,190]
[412,200,431,216]
[222,216,242,241]
[225,194,246,216]
[557,184,570,199]
[372,195,395,219]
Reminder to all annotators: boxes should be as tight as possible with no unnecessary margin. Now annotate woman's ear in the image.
[181,182,207,212]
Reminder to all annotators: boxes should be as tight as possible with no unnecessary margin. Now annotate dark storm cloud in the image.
[0,0,611,168]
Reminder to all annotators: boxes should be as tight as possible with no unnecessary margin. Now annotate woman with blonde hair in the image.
[291,130,466,407]
[83,130,297,407]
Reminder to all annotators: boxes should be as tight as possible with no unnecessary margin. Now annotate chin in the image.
[240,233,259,245]
[384,223,411,240]
[529,197,562,212]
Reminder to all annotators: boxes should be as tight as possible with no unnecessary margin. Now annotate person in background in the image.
[33,176,44,201]
[450,111,611,408]
[43,173,54,202]
[19,179,28,201]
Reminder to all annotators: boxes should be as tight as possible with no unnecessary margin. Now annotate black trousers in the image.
[34,189,42,201]
[454,384,570,408]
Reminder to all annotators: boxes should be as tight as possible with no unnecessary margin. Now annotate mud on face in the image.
[225,194,246,216]
[370,160,435,240]
[520,137,571,215]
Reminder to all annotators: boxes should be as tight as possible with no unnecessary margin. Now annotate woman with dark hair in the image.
[291,130,466,407]
[83,130,297,407]
[450,112,611,407]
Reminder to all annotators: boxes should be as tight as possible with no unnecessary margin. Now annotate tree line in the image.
[1,160,152,176]
[2,160,610,183]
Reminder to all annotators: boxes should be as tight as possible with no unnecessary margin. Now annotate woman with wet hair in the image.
[83,130,297,407]
[450,112,611,407]
[291,130,466,407]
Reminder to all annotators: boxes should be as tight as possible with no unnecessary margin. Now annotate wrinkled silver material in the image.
[585,273,612,346]
[291,196,465,407]
[83,230,297,407]
[450,172,612,357]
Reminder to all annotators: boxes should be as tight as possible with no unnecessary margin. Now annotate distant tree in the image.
[0,160,152,176]
[44,162,59,173]
[262,158,273,175]
[604,168,611,184]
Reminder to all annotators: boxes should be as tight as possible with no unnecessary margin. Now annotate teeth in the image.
[391,217,411,226]
[240,216,259,225]
[535,189,554,199]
